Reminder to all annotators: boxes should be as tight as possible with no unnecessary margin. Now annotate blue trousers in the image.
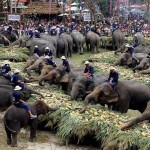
[110,82,117,88]
[15,102,30,111]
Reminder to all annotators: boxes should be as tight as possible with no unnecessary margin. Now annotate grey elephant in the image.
[26,56,47,76]
[80,80,150,130]
[139,67,150,74]
[112,30,125,50]
[4,100,50,147]
[70,75,107,100]
[85,31,100,53]
[132,57,150,72]
[8,36,56,56]
[60,33,73,57]
[114,52,147,67]
[134,32,144,46]
[70,30,85,54]
[0,84,43,109]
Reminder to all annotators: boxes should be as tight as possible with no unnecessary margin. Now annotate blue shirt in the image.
[108,71,119,83]
[84,66,94,77]
[45,49,53,56]
[12,91,22,102]
[11,74,20,84]
[60,27,66,33]
[34,32,40,38]
[133,37,140,48]
[113,23,119,32]
[34,48,40,56]
[62,60,70,72]
[29,31,33,38]
[1,64,11,74]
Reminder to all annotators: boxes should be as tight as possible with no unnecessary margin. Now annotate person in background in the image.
[12,85,37,119]
[29,29,34,38]
[34,30,40,38]
[61,56,70,73]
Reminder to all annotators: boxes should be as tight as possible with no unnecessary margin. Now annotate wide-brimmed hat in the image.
[35,45,38,48]
[84,61,90,65]
[45,55,50,59]
[14,69,20,74]
[45,47,49,49]
[125,44,130,47]
[109,66,116,70]
[14,85,22,91]
[61,56,66,60]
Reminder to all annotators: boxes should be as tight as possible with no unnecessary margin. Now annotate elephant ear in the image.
[60,74,69,83]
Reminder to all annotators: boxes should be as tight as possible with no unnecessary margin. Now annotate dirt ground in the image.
[0,112,99,150]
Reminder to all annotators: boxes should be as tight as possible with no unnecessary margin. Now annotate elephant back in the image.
[134,32,144,45]
[113,30,125,40]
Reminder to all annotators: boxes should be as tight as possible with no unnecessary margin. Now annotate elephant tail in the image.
[3,115,17,133]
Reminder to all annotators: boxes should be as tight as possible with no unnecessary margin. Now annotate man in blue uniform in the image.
[29,29,34,38]
[12,85,37,119]
[44,47,53,57]
[1,60,11,79]
[60,25,66,35]
[45,56,57,67]
[7,25,12,35]
[107,66,119,88]
[34,30,40,38]
[83,61,94,82]
[33,45,40,57]
[125,44,139,63]
[61,56,70,73]
[11,69,24,88]
[112,21,119,32]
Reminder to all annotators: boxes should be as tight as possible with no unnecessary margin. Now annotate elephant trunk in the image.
[28,87,44,98]
[70,86,79,100]
[7,39,20,50]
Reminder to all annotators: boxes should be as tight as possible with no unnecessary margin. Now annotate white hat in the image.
[84,61,90,65]
[45,31,48,34]
[125,44,130,47]
[45,55,50,59]
[109,66,116,70]
[14,85,22,91]
[4,60,10,65]
[45,47,49,49]
[35,45,38,48]
[14,69,20,74]
[134,34,137,37]
[35,30,38,32]
[61,56,66,60]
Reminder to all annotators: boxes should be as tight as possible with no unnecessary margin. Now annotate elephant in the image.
[80,80,150,130]
[112,30,125,50]
[0,84,43,109]
[40,33,58,49]
[139,67,150,74]
[56,36,69,58]
[60,33,73,57]
[3,100,51,147]
[0,33,11,46]
[23,55,39,72]
[134,32,144,46]
[26,56,47,76]
[29,64,54,82]
[114,52,148,67]
[70,30,85,54]
[115,45,150,55]
[85,31,100,53]
[8,37,56,56]
[70,75,107,100]
[132,57,150,72]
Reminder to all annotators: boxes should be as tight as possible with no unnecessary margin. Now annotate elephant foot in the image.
[132,70,136,73]
[80,52,83,55]
[11,143,18,147]
[7,140,11,145]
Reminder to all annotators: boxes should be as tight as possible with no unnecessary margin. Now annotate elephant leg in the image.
[86,42,89,51]
[30,121,37,142]
[11,133,18,147]
[6,128,12,145]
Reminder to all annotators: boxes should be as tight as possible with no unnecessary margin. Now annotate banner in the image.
[8,14,20,21]
[83,13,91,22]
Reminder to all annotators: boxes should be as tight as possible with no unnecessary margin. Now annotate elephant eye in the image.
[99,91,104,97]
